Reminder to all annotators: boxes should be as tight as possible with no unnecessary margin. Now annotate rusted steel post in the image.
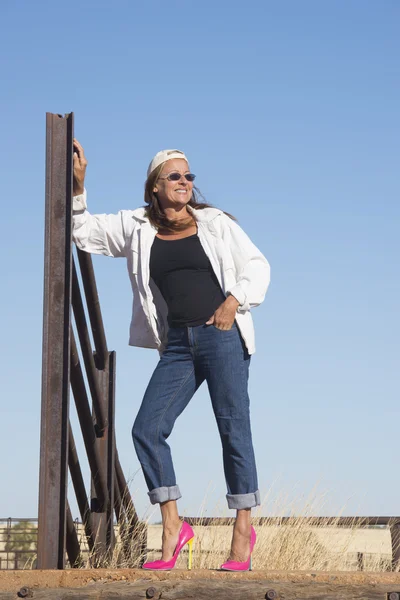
[66,502,82,568]
[72,259,107,432]
[114,475,122,523]
[37,112,74,569]
[76,248,108,370]
[68,425,95,551]
[90,351,116,559]
[70,329,109,510]
[357,552,364,571]
[6,518,10,568]
[106,351,116,548]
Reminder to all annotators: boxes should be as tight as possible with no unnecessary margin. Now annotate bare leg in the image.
[229,508,251,562]
[160,500,182,561]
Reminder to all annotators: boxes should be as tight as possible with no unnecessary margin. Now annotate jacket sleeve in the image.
[220,214,271,313]
[72,188,132,258]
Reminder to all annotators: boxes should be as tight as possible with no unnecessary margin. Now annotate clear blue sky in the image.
[1,1,399,522]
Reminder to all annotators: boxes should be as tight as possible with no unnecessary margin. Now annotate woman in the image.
[72,140,270,571]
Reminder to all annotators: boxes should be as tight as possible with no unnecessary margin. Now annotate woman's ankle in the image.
[234,508,251,533]
[162,519,182,534]
[160,499,180,529]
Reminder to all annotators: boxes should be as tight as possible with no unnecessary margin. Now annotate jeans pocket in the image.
[213,321,237,331]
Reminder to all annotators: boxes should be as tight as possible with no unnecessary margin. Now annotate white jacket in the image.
[72,189,270,355]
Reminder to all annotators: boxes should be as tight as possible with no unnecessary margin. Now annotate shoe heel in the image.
[249,556,252,571]
[187,538,194,570]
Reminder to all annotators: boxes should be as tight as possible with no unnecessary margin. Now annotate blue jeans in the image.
[132,322,260,510]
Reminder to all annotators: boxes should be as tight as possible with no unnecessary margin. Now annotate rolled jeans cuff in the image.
[226,490,261,510]
[148,485,182,505]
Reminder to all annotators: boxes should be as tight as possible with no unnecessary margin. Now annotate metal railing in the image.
[37,112,145,569]
[0,519,38,570]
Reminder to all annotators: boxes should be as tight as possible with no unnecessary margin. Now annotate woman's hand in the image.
[73,138,88,196]
[206,295,240,330]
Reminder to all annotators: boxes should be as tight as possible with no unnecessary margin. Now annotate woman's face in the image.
[153,158,193,210]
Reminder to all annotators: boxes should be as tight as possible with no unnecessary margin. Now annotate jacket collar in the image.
[131,205,223,224]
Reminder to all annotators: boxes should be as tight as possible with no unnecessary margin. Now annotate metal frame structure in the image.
[37,113,143,569]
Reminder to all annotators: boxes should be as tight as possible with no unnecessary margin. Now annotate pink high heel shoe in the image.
[220,525,257,571]
[142,521,195,570]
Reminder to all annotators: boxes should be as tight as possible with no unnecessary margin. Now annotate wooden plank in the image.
[1,578,399,600]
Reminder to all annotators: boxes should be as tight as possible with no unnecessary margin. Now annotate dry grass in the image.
[184,519,394,572]
[176,485,395,571]
[83,482,398,572]
[15,483,396,571]
[79,488,149,569]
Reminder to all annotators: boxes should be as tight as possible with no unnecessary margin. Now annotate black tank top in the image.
[150,233,226,328]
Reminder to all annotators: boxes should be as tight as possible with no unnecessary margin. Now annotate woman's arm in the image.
[73,189,132,258]
[72,138,132,258]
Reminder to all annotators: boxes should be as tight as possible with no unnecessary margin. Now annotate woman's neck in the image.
[162,204,191,222]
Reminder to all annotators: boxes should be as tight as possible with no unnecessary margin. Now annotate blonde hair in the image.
[144,163,235,232]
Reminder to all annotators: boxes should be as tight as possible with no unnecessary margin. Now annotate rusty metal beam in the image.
[76,248,108,370]
[90,351,116,559]
[70,328,109,511]
[68,425,95,551]
[66,502,83,568]
[37,112,74,570]
[38,112,139,571]
[72,259,107,432]
[106,351,116,548]
[113,477,122,523]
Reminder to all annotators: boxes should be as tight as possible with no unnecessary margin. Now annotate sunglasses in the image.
[159,172,196,182]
